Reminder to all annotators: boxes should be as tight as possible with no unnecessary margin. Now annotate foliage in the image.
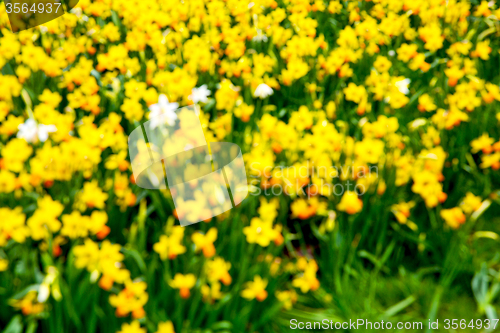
[1,0,500,332]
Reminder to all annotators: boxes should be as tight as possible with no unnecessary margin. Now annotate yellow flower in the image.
[215,79,240,111]
[61,211,89,239]
[480,152,500,170]
[105,151,130,171]
[474,1,492,16]
[1,138,33,173]
[0,169,16,193]
[318,211,337,234]
[289,106,313,131]
[10,291,44,316]
[337,191,363,214]
[354,138,385,164]
[170,273,196,299]
[409,53,430,72]
[0,207,29,246]
[387,91,409,109]
[418,23,444,52]
[325,101,336,118]
[291,197,325,220]
[206,257,232,285]
[110,280,148,318]
[471,134,494,154]
[233,101,254,122]
[99,264,130,291]
[292,259,320,293]
[0,75,22,102]
[101,23,121,42]
[201,282,223,303]
[75,180,109,211]
[39,89,62,108]
[88,210,110,239]
[153,226,186,260]
[444,66,464,87]
[397,43,418,62]
[73,238,100,271]
[471,40,491,60]
[155,321,175,333]
[418,94,437,112]
[482,83,500,103]
[73,238,128,291]
[15,66,31,84]
[117,321,146,333]
[192,228,217,258]
[27,196,64,240]
[343,83,367,104]
[241,276,268,301]
[0,115,24,136]
[243,217,279,247]
[281,58,309,85]
[121,98,144,122]
[362,115,399,139]
[374,56,392,72]
[0,101,10,122]
[276,290,298,310]
[328,1,342,14]
[441,207,466,229]
[411,171,444,208]
[0,258,8,271]
[460,193,482,215]
[390,201,416,225]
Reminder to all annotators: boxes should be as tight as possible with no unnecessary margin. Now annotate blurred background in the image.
[0,0,499,332]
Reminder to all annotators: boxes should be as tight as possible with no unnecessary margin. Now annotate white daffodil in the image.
[38,124,58,142]
[17,118,57,143]
[252,29,268,42]
[189,85,211,104]
[409,118,427,130]
[37,283,50,303]
[148,94,179,129]
[395,78,411,95]
[254,83,273,99]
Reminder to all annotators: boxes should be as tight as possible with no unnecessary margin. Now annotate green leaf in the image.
[472,263,488,305]
[2,315,23,333]
[25,320,37,333]
[123,247,147,273]
[382,295,416,318]
[210,321,233,331]
[9,285,40,301]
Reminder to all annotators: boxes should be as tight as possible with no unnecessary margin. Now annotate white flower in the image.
[17,119,38,143]
[17,118,57,143]
[395,78,411,95]
[254,83,273,99]
[148,94,179,129]
[189,85,211,104]
[37,283,50,303]
[70,7,82,16]
[252,29,268,42]
[90,270,100,283]
[410,118,427,130]
[38,124,57,142]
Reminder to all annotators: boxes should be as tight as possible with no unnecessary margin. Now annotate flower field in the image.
[1,0,500,332]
